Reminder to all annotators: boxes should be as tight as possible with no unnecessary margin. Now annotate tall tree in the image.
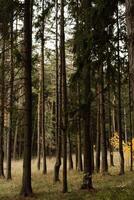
[60,0,68,193]
[0,35,5,178]
[41,0,47,175]
[54,0,62,182]
[6,5,14,179]
[125,0,134,172]
[125,0,134,98]
[117,4,124,175]
[20,0,33,196]
[81,0,93,190]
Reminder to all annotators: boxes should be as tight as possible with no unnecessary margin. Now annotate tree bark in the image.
[77,84,83,172]
[108,86,114,167]
[54,0,62,182]
[6,11,14,180]
[125,0,134,172]
[60,0,68,193]
[100,65,108,174]
[117,5,124,175]
[68,133,73,170]
[0,37,5,178]
[41,0,47,175]
[96,85,101,173]
[20,0,33,196]
[125,0,134,99]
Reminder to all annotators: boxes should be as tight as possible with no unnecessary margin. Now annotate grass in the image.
[1,155,134,200]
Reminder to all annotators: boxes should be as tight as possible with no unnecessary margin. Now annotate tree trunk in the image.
[96,85,101,173]
[108,87,114,167]
[68,133,73,170]
[125,0,134,99]
[0,37,5,178]
[77,84,83,171]
[128,65,133,171]
[100,65,108,174]
[6,12,14,180]
[20,0,33,196]
[41,0,47,175]
[125,0,134,171]
[13,119,19,160]
[54,0,62,182]
[60,0,68,193]
[81,0,93,190]
[37,89,41,170]
[117,5,124,175]
[124,108,127,143]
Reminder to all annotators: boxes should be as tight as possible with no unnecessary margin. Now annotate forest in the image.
[0,0,134,199]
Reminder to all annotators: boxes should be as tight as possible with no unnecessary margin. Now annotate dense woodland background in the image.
[0,0,134,199]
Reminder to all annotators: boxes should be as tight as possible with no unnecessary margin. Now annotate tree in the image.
[41,0,47,175]
[125,0,134,98]
[20,0,33,196]
[117,4,124,175]
[81,0,93,190]
[60,0,68,193]
[54,0,62,182]
[6,3,14,179]
[125,0,134,172]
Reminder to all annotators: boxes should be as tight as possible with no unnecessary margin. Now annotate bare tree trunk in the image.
[117,5,124,175]
[13,119,19,160]
[20,0,33,196]
[125,0,134,99]
[6,12,14,180]
[124,108,127,143]
[60,0,68,193]
[41,0,47,175]
[125,0,134,171]
[81,0,93,190]
[37,89,41,170]
[108,87,114,167]
[100,65,108,174]
[129,65,133,171]
[54,0,62,182]
[96,85,101,173]
[0,37,5,178]
[77,84,83,171]
[68,133,73,170]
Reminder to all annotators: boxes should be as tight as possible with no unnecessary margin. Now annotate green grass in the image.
[1,158,134,200]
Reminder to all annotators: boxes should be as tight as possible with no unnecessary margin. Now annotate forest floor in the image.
[0,155,134,200]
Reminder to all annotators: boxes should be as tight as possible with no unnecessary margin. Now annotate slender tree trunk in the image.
[68,133,73,170]
[32,107,37,155]
[117,5,124,175]
[77,84,83,171]
[60,0,68,193]
[6,12,14,180]
[100,65,108,174]
[108,87,114,167]
[20,0,33,196]
[13,119,19,160]
[125,2,134,170]
[112,96,117,133]
[125,0,134,99]
[41,0,47,175]
[54,0,62,182]
[0,37,5,178]
[37,89,41,170]
[124,108,127,143]
[96,85,101,173]
[75,141,78,170]
[128,65,133,171]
